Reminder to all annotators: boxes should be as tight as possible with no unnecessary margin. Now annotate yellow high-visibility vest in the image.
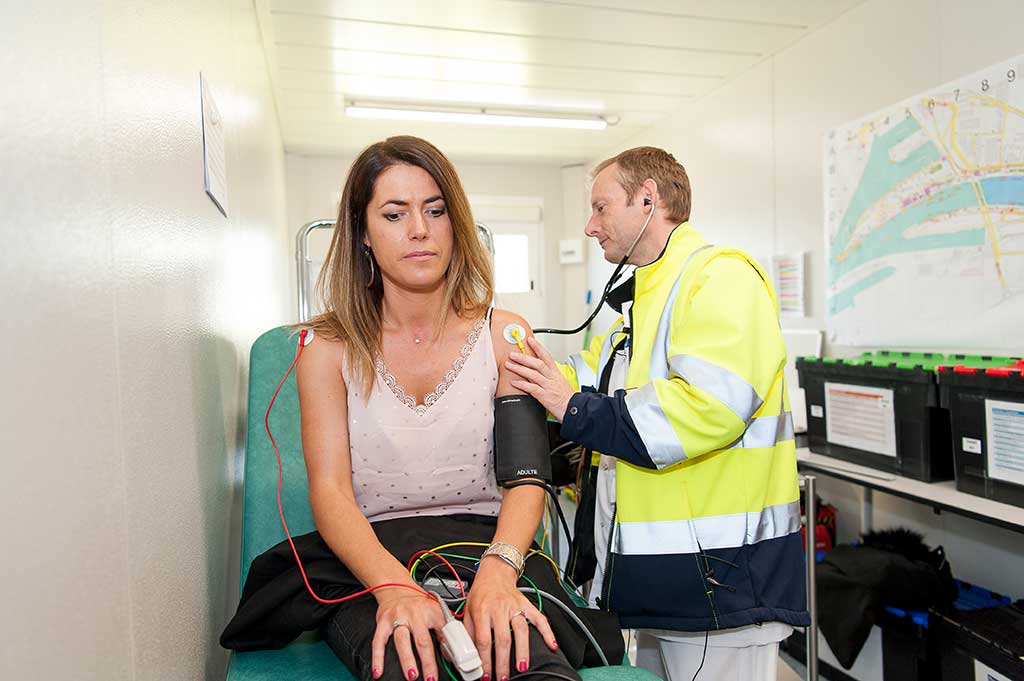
[559,223,808,631]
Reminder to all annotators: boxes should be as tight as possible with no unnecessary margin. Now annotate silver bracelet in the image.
[481,542,525,577]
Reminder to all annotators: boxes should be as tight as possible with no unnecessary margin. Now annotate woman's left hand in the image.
[463,562,557,681]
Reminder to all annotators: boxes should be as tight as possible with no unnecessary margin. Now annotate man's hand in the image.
[505,337,576,422]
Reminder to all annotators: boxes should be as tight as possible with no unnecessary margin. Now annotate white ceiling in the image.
[256,0,864,163]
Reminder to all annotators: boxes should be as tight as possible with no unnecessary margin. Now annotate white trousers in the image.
[635,625,789,681]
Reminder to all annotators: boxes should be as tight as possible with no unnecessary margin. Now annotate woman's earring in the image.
[364,249,376,289]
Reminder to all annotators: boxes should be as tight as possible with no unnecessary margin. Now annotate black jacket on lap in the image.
[221,514,623,669]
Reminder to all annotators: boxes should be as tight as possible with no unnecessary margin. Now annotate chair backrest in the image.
[237,325,553,587]
[239,326,317,587]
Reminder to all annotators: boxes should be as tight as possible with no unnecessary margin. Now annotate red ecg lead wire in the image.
[264,329,434,606]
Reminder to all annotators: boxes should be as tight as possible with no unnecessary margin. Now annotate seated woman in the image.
[296,136,576,681]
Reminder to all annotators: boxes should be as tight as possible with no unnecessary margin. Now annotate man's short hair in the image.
[593,147,691,224]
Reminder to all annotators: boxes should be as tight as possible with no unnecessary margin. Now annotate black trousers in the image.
[319,515,581,681]
[321,591,581,681]
[223,512,619,679]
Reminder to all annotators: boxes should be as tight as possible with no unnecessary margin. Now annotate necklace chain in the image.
[383,316,442,346]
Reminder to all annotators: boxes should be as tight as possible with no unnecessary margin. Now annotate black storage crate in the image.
[784,580,1013,681]
[938,365,1024,510]
[783,596,981,681]
[930,602,1024,681]
[796,352,952,482]
[878,607,940,681]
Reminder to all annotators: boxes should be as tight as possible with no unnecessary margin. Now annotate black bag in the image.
[817,529,957,669]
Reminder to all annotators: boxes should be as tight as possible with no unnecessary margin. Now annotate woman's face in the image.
[363,163,454,293]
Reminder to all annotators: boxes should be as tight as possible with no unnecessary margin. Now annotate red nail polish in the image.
[373,669,381,679]
[501,676,509,681]
[427,676,436,681]
[518,661,527,672]
[482,675,490,681]
[552,640,559,650]
[407,669,418,681]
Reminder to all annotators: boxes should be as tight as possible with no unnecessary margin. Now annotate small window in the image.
[493,234,531,293]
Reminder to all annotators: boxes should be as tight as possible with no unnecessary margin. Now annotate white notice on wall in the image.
[985,399,1024,486]
[200,73,228,217]
[975,658,1013,681]
[825,382,897,458]
[772,252,806,317]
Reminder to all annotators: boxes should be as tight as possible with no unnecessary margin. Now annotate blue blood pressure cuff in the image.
[493,395,552,486]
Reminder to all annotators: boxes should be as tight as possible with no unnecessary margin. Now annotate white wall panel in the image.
[2,4,133,679]
[1,2,290,679]
[773,0,942,335]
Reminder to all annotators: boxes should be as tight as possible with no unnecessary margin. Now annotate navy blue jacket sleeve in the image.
[559,390,656,469]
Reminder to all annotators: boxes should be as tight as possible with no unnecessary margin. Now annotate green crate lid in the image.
[942,353,1022,369]
[867,351,947,371]
[813,351,946,371]
[796,351,1021,373]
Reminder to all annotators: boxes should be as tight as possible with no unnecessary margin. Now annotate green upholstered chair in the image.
[224,327,660,681]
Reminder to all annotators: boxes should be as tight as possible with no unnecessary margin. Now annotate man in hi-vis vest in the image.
[506,147,808,681]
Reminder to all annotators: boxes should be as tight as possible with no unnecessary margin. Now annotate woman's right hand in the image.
[371,588,447,681]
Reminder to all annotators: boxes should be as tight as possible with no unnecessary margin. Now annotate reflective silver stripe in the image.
[668,355,763,423]
[732,411,795,450]
[567,352,598,391]
[648,277,684,382]
[615,500,801,555]
[649,244,715,381]
[624,383,686,468]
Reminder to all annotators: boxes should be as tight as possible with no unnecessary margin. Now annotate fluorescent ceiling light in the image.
[345,103,608,131]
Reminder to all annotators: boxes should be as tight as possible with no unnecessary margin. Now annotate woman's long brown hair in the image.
[305,136,493,395]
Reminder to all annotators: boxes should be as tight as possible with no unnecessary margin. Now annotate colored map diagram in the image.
[826,55,1024,349]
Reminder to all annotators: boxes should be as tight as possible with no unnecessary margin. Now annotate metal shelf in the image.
[796,448,1024,535]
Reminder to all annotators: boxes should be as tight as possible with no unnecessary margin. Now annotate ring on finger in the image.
[393,620,410,631]
[510,610,528,621]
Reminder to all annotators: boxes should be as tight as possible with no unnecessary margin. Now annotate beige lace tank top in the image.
[343,314,504,523]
